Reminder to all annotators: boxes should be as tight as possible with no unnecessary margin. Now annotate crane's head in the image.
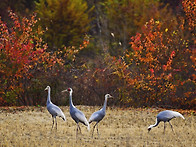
[61,88,73,93]
[105,94,113,99]
[148,125,153,132]
[45,86,50,91]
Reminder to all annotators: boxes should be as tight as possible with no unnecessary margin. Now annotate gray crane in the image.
[89,94,113,137]
[148,110,185,133]
[62,88,90,136]
[45,86,66,130]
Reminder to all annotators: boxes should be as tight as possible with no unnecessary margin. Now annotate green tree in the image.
[35,0,92,50]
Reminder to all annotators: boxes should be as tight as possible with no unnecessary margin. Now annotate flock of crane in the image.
[45,86,185,138]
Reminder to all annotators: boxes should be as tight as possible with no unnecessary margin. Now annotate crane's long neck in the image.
[69,91,74,108]
[47,88,51,105]
[149,118,160,129]
[102,97,108,112]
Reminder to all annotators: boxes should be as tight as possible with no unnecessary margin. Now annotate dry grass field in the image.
[0,106,195,147]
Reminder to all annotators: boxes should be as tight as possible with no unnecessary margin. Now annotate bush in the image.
[0,11,63,106]
[109,0,195,109]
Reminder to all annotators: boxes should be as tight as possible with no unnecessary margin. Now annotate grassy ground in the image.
[0,106,195,147]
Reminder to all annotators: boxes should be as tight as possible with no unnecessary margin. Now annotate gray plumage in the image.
[89,94,112,137]
[62,88,89,136]
[45,86,66,130]
[148,110,185,133]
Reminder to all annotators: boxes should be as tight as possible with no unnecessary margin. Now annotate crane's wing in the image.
[47,104,66,121]
[89,110,104,123]
[89,112,99,123]
[75,109,90,130]
[75,110,88,124]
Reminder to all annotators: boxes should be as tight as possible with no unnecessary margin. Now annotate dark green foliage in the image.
[35,0,92,49]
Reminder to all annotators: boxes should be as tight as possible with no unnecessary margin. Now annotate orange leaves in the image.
[163,51,175,71]
[130,33,142,51]
[190,49,196,64]
[130,19,166,70]
[112,8,195,109]
[182,0,196,31]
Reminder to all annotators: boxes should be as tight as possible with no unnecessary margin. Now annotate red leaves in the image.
[150,68,154,77]
[130,33,142,51]
[0,11,63,106]
[163,51,175,71]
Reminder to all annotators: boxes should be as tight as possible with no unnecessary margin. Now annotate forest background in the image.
[0,0,195,109]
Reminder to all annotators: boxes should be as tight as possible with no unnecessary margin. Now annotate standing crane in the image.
[148,110,185,134]
[45,86,66,130]
[62,88,90,137]
[89,94,113,138]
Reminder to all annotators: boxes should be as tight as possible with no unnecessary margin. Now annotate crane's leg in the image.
[78,124,82,134]
[92,122,98,138]
[76,124,79,138]
[96,123,100,138]
[51,117,55,130]
[169,121,174,134]
[55,117,57,130]
[91,124,95,138]
[76,123,82,138]
[164,122,166,134]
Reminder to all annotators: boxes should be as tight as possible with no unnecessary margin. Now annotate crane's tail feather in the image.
[85,121,90,131]
[61,116,66,121]
[87,124,90,131]
[180,114,185,119]
[175,111,185,119]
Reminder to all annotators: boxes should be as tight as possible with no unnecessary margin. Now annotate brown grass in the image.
[0,106,195,147]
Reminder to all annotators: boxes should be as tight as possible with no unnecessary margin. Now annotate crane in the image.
[45,86,66,130]
[148,110,185,134]
[89,94,113,138]
[62,88,90,137]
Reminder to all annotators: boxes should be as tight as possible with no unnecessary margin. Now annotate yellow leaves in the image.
[37,26,44,35]
[172,30,177,35]
[165,28,168,32]
[155,20,160,24]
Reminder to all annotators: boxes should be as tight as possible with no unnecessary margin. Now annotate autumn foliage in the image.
[0,0,195,109]
[110,0,195,109]
[0,11,63,105]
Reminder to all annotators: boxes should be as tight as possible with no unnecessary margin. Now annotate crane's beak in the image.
[61,89,67,93]
[44,87,48,91]
[109,95,113,99]
[148,128,151,133]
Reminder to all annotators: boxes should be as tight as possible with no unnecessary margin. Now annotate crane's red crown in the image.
[67,88,71,91]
